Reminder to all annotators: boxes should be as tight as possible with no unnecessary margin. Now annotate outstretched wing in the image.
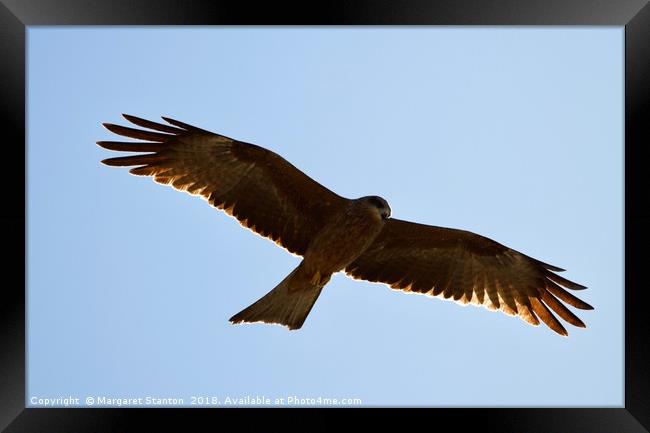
[345,218,593,336]
[98,114,348,256]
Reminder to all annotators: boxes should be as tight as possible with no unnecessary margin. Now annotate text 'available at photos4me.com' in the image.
[29,394,363,407]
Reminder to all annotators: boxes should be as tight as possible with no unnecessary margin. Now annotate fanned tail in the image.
[229,263,326,330]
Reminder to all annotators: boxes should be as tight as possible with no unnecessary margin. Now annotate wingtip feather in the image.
[160,116,205,132]
[101,154,159,167]
[530,297,568,336]
[546,271,588,290]
[161,116,179,124]
[121,113,141,123]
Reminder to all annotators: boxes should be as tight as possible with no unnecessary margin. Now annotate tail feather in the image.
[229,264,325,330]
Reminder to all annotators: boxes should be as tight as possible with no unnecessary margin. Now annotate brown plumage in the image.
[98,114,593,336]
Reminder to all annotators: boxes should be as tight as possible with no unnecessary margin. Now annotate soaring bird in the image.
[98,114,593,336]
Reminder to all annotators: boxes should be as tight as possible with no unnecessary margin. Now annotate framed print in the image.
[2,0,648,431]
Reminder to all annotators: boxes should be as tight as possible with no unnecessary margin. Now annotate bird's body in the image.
[304,197,388,276]
[98,114,593,336]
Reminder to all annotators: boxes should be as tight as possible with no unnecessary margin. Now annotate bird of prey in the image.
[98,114,593,336]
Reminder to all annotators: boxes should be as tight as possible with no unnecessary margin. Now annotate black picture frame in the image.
[2,1,648,431]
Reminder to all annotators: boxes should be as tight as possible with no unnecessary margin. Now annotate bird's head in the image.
[360,195,392,220]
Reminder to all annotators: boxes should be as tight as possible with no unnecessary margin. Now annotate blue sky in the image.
[27,27,623,407]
